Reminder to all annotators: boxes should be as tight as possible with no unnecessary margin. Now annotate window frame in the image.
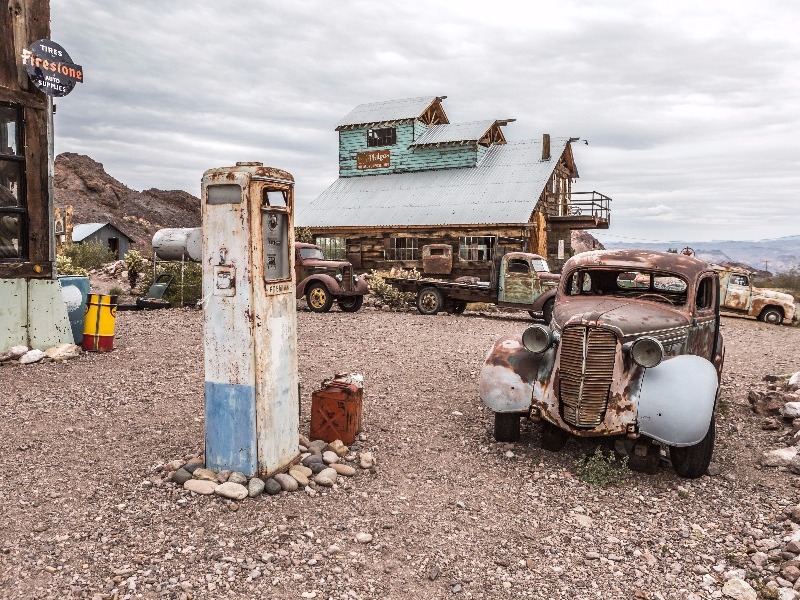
[385,237,419,261]
[366,127,397,148]
[315,237,347,261]
[0,102,27,261]
[459,236,495,262]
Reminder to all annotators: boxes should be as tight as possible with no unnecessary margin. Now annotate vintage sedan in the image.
[479,250,725,478]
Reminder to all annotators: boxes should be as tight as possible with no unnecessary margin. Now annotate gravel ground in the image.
[1,306,799,600]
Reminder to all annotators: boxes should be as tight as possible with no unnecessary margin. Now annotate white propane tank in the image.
[152,227,202,261]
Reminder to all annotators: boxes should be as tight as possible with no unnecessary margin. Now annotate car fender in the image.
[530,288,556,312]
[479,334,544,413]
[296,274,343,298]
[637,354,718,447]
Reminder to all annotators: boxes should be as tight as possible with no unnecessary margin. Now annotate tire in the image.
[306,283,333,313]
[451,300,467,315]
[417,287,443,315]
[759,307,784,325]
[670,418,715,478]
[337,295,364,313]
[494,413,521,442]
[540,421,569,452]
[542,298,555,325]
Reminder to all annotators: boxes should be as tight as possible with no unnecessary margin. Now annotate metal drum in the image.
[58,275,89,343]
[82,293,117,351]
[310,373,363,444]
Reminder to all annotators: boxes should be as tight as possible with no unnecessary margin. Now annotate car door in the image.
[498,256,538,304]
[687,273,718,360]
[722,272,750,311]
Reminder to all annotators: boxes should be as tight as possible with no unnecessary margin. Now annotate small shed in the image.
[72,222,133,260]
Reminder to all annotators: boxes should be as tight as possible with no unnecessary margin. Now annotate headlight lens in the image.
[335,273,343,282]
[630,337,664,368]
[522,325,553,354]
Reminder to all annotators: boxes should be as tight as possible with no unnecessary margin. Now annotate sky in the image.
[49,0,800,244]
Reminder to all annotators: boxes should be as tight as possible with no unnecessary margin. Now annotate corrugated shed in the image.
[336,96,440,129]
[296,137,570,228]
[71,222,108,241]
[410,120,497,147]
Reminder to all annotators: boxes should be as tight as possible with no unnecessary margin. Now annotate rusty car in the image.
[479,250,725,478]
[714,266,796,325]
[295,242,369,312]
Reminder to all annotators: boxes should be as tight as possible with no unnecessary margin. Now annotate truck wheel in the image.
[540,421,569,452]
[670,418,715,478]
[306,283,333,313]
[494,413,521,442]
[450,300,467,315]
[542,298,555,324]
[417,287,443,315]
[337,295,363,313]
[759,307,784,325]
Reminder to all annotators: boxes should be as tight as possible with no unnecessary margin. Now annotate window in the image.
[316,237,346,260]
[730,274,749,287]
[507,258,530,274]
[367,127,396,147]
[0,103,25,259]
[565,269,688,304]
[696,276,715,310]
[532,258,550,273]
[459,236,495,261]
[386,237,418,260]
[207,184,241,205]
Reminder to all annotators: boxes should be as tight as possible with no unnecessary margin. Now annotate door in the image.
[498,256,540,305]
[687,274,718,360]
[722,272,750,311]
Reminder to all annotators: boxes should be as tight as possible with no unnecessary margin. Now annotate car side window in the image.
[695,276,715,311]
[731,274,748,286]
[507,259,530,274]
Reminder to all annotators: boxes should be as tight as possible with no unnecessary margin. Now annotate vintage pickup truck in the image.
[480,250,725,478]
[715,266,796,325]
[295,243,369,312]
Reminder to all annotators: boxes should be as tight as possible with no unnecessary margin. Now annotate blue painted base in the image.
[205,381,257,476]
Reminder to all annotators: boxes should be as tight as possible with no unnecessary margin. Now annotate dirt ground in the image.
[1,307,799,600]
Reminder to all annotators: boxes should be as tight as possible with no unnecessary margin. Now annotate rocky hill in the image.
[54,153,200,253]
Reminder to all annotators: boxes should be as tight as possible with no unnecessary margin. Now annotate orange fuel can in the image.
[310,373,363,445]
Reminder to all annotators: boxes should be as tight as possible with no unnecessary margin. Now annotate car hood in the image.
[303,259,350,270]
[752,287,795,304]
[553,296,691,340]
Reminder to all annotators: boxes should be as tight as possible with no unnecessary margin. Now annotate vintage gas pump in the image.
[201,162,299,477]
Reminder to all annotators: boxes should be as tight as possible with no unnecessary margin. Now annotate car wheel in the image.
[540,421,569,452]
[337,295,364,313]
[670,418,715,479]
[494,413,521,442]
[306,283,333,313]
[450,300,467,315]
[417,287,443,315]
[759,307,784,325]
[542,298,555,325]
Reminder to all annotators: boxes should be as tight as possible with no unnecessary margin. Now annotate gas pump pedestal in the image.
[201,163,299,477]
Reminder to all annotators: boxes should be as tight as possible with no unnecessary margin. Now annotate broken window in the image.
[459,236,495,262]
[0,103,25,259]
[730,274,749,287]
[367,127,396,148]
[386,237,418,260]
[507,258,530,274]
[316,237,346,260]
[696,276,715,311]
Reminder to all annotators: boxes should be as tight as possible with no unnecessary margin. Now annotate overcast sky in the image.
[50,1,800,243]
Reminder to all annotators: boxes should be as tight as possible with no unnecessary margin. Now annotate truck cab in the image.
[715,267,796,325]
[295,243,369,313]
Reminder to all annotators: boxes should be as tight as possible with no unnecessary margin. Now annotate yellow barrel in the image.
[82,294,118,352]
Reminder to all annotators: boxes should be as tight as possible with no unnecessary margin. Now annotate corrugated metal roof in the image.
[72,222,108,242]
[410,120,497,146]
[336,96,440,129]
[296,137,571,228]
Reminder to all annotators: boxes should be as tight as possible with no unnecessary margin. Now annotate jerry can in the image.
[310,373,363,445]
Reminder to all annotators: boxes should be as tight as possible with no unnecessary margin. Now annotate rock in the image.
[293,465,312,477]
[0,345,28,362]
[359,452,375,469]
[585,552,601,560]
[783,565,800,582]
[299,434,311,448]
[789,456,800,475]
[762,448,799,467]
[164,459,184,472]
[573,514,593,528]
[302,454,324,467]
[307,440,326,454]
[784,403,800,420]
[751,390,791,416]
[322,451,339,465]
[330,463,356,476]
[193,468,219,482]
[707,462,722,476]
[327,439,348,457]
[215,481,248,500]
[778,589,799,600]
[787,540,800,554]
[790,506,800,523]
[171,468,192,485]
[248,477,265,497]
[752,552,770,568]
[264,478,282,495]
[216,470,231,483]
[274,473,298,492]
[309,462,328,475]
[763,418,783,430]
[44,343,80,361]
[228,471,247,485]
[314,468,338,487]
[184,480,218,495]
[19,349,46,364]
[183,458,204,474]
[722,578,757,600]
[289,468,310,487]
[789,372,800,392]
[355,532,373,544]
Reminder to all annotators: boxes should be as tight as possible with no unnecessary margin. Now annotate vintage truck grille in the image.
[559,326,617,428]
[341,266,353,290]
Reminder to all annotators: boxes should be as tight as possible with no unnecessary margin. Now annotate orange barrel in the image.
[310,373,363,444]
[82,294,118,352]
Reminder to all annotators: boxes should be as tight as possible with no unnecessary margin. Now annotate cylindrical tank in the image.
[82,294,118,352]
[152,227,202,261]
[58,275,90,343]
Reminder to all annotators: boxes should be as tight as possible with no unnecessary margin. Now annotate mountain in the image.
[602,236,800,275]
[54,153,200,253]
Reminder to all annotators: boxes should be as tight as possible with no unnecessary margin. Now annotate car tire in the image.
[670,418,715,479]
[417,287,443,315]
[494,413,521,442]
[542,298,555,325]
[450,300,467,315]
[759,307,784,325]
[337,295,364,312]
[306,283,333,313]
[540,421,569,452]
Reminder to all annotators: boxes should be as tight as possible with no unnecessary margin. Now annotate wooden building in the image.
[296,96,610,275]
[71,222,133,260]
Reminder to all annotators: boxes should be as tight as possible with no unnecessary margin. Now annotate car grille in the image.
[341,266,352,290]
[559,326,617,428]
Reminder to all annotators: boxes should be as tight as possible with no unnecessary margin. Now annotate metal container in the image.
[152,227,202,261]
[82,293,117,351]
[58,275,89,343]
[422,244,453,275]
[310,373,363,444]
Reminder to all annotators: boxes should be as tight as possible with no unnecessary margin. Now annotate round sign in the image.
[22,39,83,97]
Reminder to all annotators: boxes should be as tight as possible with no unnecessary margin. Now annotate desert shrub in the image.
[753,268,800,300]
[55,254,88,276]
[367,269,420,308]
[574,446,629,487]
[295,226,313,244]
[137,262,202,308]
[62,241,115,271]
[124,249,146,290]
[108,285,124,297]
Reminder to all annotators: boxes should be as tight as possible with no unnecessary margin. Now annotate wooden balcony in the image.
[546,191,611,230]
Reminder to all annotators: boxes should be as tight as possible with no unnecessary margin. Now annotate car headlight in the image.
[630,337,664,368]
[335,273,343,282]
[522,325,554,354]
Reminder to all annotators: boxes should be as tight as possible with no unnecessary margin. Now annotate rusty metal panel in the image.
[310,374,363,445]
[422,244,452,275]
[0,277,26,349]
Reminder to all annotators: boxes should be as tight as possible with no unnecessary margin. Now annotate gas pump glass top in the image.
[207,184,242,205]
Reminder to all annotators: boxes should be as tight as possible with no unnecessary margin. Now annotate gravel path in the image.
[1,307,798,599]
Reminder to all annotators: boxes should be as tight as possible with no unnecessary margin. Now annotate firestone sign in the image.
[21,39,83,97]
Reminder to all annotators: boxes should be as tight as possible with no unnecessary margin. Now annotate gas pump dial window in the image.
[207,184,242,204]
[262,209,289,282]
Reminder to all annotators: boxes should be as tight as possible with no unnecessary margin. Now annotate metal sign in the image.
[21,39,83,97]
[357,149,390,170]
[557,239,565,260]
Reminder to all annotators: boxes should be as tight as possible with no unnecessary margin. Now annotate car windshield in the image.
[532,258,550,273]
[564,268,689,305]
[299,248,325,260]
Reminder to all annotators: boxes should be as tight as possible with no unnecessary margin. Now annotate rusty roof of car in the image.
[564,249,712,279]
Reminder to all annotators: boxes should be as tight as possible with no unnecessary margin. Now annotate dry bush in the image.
[367,269,420,308]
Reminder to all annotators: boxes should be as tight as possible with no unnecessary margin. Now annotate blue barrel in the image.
[59,276,90,344]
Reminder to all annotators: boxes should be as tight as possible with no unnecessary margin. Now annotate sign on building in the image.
[21,39,83,97]
[356,149,390,170]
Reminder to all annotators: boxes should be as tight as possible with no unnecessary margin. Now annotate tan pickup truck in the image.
[715,266,796,325]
